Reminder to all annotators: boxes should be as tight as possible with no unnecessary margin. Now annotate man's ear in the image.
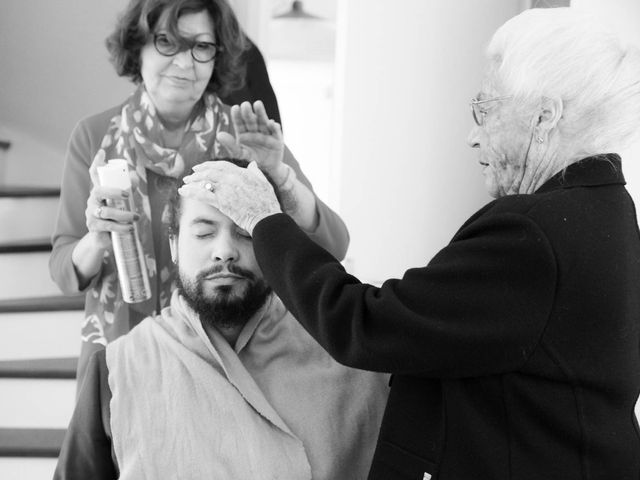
[536,96,563,137]
[169,234,178,264]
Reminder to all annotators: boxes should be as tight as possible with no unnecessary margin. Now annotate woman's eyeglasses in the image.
[470,96,512,126]
[154,33,221,63]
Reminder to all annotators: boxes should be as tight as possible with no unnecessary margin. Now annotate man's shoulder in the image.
[276,304,359,361]
[107,313,165,353]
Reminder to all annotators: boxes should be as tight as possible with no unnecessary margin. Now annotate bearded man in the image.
[54,166,388,480]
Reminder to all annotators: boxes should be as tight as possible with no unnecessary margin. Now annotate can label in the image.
[97,160,152,304]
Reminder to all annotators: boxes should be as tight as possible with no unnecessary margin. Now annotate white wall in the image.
[232,0,337,53]
[0,0,131,185]
[571,0,640,220]
[264,1,338,207]
[334,0,522,283]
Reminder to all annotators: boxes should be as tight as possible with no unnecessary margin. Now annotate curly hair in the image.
[106,0,248,97]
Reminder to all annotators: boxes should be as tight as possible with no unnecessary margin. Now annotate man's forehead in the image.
[180,197,234,226]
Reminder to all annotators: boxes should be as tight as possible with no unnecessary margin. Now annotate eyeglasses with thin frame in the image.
[153,33,221,63]
[470,96,512,126]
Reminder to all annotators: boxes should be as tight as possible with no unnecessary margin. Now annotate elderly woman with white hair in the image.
[180,8,640,480]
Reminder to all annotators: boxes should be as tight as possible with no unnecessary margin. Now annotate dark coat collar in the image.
[535,154,625,194]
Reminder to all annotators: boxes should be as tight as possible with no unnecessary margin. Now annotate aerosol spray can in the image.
[97,159,151,303]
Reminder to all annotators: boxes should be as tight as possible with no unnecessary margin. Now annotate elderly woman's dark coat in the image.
[251,154,640,479]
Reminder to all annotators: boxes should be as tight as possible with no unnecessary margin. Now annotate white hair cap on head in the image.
[486,7,640,155]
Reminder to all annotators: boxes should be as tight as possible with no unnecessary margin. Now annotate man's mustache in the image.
[196,263,256,282]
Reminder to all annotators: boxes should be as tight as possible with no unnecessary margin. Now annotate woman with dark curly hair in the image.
[49,0,349,385]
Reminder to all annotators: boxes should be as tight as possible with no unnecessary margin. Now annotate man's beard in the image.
[176,262,272,331]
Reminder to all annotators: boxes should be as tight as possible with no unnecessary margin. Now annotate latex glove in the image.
[216,100,288,185]
[181,160,282,235]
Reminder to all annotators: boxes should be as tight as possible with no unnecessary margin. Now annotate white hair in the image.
[487,7,640,156]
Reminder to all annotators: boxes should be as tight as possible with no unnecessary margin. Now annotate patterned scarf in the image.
[81,85,232,349]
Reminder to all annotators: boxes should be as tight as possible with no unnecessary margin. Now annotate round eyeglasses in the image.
[154,33,221,63]
[470,96,512,126]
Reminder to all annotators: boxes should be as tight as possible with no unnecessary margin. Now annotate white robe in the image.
[107,291,388,479]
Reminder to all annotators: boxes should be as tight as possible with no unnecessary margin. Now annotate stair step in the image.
[0,251,63,300]
[0,357,77,379]
[0,306,82,361]
[0,238,51,254]
[0,379,75,429]
[0,458,58,480]
[0,195,59,243]
[0,186,59,198]
[0,428,65,457]
[0,294,84,313]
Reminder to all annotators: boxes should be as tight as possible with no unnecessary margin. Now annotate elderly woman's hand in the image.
[181,161,282,235]
[216,100,288,185]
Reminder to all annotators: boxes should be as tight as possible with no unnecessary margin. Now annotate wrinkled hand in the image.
[181,161,282,235]
[217,100,287,184]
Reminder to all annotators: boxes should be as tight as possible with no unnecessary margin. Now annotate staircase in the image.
[0,141,638,480]
[0,162,84,480]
